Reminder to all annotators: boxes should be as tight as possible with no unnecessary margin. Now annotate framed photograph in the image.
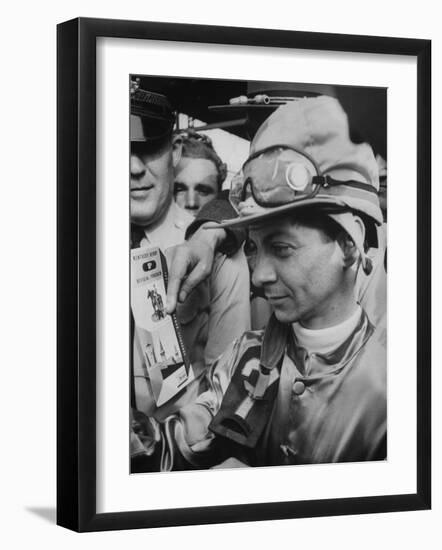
[57,17,431,532]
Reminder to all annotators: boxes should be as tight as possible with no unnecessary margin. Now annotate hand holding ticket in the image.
[131,246,195,406]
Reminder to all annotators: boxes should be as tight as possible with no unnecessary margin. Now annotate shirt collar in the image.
[291,305,362,355]
[144,202,193,250]
[287,309,374,378]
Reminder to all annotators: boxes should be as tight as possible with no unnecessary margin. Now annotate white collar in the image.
[143,202,193,250]
[292,305,363,355]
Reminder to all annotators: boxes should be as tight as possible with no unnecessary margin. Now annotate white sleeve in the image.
[205,248,251,367]
[159,337,245,470]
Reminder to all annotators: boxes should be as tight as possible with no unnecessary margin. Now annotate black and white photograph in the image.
[129,75,388,473]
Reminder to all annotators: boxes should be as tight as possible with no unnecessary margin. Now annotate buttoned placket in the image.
[277,313,374,463]
[278,352,330,462]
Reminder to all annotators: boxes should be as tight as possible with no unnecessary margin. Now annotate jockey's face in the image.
[248,216,354,329]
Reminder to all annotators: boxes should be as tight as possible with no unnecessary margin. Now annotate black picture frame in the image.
[57,17,431,532]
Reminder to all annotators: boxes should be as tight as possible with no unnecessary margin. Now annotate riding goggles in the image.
[229,145,378,215]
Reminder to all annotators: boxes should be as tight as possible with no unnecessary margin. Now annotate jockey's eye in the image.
[244,238,257,258]
[270,243,293,258]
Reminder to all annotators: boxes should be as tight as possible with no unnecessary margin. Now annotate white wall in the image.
[0,1,440,548]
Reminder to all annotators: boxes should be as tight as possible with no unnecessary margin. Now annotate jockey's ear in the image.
[332,213,369,272]
[339,231,361,269]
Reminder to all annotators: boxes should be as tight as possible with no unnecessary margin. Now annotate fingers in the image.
[177,260,211,301]
[164,239,215,313]
[165,245,192,314]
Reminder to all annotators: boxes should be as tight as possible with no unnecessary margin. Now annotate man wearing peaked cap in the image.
[129,82,250,471]
[148,96,386,469]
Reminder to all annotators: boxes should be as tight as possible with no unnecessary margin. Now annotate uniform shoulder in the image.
[349,319,386,397]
